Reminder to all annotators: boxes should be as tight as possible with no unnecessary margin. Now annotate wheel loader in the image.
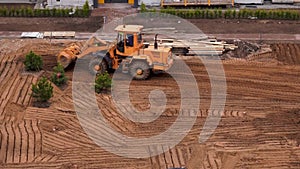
[57,25,174,80]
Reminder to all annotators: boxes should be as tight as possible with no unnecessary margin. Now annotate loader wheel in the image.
[129,61,150,80]
[89,59,107,75]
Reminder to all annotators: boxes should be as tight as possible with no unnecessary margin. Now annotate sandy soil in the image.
[0,39,299,168]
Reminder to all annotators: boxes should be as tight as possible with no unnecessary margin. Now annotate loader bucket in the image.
[57,52,73,68]
[57,44,81,68]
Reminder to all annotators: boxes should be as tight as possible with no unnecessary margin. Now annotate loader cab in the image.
[115,25,144,57]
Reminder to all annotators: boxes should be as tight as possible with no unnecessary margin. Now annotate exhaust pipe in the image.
[154,34,158,50]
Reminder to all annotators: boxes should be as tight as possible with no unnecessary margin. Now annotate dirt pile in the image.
[222,40,260,59]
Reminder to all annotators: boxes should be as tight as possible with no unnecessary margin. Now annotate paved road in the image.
[1,31,300,41]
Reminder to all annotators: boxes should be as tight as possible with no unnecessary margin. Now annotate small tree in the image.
[24,51,43,71]
[140,2,147,13]
[3,6,8,17]
[51,63,67,86]
[95,72,112,93]
[83,0,90,17]
[31,77,53,102]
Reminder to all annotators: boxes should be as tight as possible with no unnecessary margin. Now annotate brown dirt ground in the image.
[0,16,103,32]
[0,14,299,34]
[0,39,300,168]
[189,19,300,34]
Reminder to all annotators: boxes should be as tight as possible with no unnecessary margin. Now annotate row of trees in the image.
[142,6,300,20]
[24,51,111,103]
[0,1,90,17]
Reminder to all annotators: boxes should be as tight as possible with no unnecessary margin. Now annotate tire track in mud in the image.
[0,120,42,164]
[272,44,300,65]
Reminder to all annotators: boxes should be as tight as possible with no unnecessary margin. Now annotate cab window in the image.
[117,32,124,52]
[126,34,134,47]
[138,33,142,43]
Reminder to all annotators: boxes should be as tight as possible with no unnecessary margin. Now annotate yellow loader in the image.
[57,25,174,80]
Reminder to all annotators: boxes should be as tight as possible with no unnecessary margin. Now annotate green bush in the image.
[24,51,43,71]
[27,7,33,17]
[213,8,218,18]
[195,8,201,18]
[3,6,9,17]
[51,63,67,86]
[224,10,231,18]
[232,10,236,19]
[205,9,209,18]
[31,77,53,102]
[9,7,15,17]
[218,8,222,18]
[140,2,147,13]
[0,6,89,17]
[83,0,90,17]
[74,7,83,17]
[95,72,112,93]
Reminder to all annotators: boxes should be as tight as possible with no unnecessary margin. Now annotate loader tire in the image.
[89,58,108,75]
[129,61,150,80]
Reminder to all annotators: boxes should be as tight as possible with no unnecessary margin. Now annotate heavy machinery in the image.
[57,25,174,80]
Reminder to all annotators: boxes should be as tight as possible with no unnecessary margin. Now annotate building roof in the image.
[114,25,143,33]
[0,0,35,3]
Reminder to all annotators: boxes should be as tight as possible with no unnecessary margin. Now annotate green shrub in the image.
[15,8,21,17]
[205,9,209,18]
[32,77,53,102]
[95,72,112,93]
[44,8,50,16]
[3,6,9,17]
[213,8,218,18]
[239,9,245,18]
[9,7,15,17]
[74,7,83,17]
[248,10,254,17]
[224,10,231,18]
[26,7,33,17]
[232,10,236,19]
[195,8,201,18]
[0,6,90,17]
[140,2,147,13]
[24,51,43,71]
[83,0,89,10]
[83,0,90,17]
[186,10,194,18]
[169,7,176,15]
[63,8,70,17]
[218,8,222,18]
[207,10,213,19]
[292,11,299,20]
[51,63,67,86]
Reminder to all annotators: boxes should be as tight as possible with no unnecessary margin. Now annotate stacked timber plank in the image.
[21,31,76,39]
[140,27,237,55]
[43,31,76,39]
[141,33,237,56]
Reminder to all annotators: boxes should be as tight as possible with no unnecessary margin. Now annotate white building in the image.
[0,0,37,3]
[46,0,94,8]
[139,0,160,6]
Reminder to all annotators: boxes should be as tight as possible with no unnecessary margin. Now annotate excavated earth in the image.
[0,38,300,168]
